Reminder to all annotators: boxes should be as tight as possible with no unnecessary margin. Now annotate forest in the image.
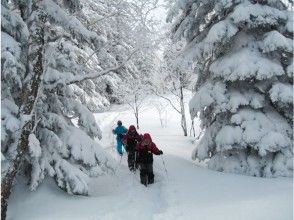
[1,0,293,219]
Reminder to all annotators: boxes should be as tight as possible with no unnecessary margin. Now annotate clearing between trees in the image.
[8,94,293,220]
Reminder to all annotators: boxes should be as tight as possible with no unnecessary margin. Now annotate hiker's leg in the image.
[147,163,154,184]
[117,139,123,154]
[128,150,135,171]
[134,152,139,169]
[139,163,148,186]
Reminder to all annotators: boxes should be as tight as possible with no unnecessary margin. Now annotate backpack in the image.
[138,145,153,164]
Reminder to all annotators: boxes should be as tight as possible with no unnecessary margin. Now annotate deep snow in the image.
[8,93,293,220]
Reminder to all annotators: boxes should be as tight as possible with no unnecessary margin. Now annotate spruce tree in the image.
[168,0,293,177]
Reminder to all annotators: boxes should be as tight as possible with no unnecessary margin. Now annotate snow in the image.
[189,82,227,117]
[8,93,293,220]
[229,109,292,156]
[177,0,293,179]
[189,82,265,119]
[205,20,238,45]
[270,83,293,104]
[215,126,243,151]
[201,20,238,56]
[210,48,285,81]
[54,159,89,195]
[41,0,105,44]
[28,134,42,158]
[286,11,293,33]
[229,3,287,28]
[1,99,20,133]
[261,30,293,53]
[287,62,293,77]
[1,32,21,58]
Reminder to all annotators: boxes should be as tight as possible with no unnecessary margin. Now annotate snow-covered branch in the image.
[66,49,139,85]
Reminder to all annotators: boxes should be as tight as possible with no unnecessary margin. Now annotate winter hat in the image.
[129,125,136,131]
[143,133,152,142]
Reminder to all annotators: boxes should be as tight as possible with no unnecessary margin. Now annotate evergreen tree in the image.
[1,1,117,218]
[1,1,161,218]
[168,0,293,177]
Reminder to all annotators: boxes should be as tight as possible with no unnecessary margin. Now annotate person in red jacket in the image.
[135,133,163,186]
[123,125,142,171]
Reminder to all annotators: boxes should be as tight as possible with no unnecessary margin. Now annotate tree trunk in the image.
[1,7,46,220]
[180,86,187,136]
[1,122,34,220]
[135,95,139,129]
[159,111,163,127]
[181,114,188,136]
[190,119,196,137]
[136,112,139,129]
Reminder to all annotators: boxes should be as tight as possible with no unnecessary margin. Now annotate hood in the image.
[143,133,152,142]
[129,125,136,131]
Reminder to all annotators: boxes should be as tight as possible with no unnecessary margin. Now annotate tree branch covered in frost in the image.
[66,49,139,85]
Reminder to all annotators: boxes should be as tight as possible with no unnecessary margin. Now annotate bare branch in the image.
[31,118,41,133]
[66,49,139,85]
[86,0,124,27]
[87,12,119,27]
[127,102,136,112]
[151,89,181,114]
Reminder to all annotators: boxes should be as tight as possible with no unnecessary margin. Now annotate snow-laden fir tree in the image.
[1,1,120,218]
[168,0,293,177]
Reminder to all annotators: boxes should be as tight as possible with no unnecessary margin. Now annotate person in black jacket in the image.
[123,125,142,171]
[135,133,163,186]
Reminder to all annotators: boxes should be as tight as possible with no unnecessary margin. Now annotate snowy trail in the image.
[8,94,293,220]
[91,95,293,220]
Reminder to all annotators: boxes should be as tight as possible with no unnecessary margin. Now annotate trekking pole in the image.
[134,151,137,174]
[160,155,169,181]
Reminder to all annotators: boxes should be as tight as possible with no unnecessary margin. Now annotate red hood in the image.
[143,133,152,142]
[129,125,136,131]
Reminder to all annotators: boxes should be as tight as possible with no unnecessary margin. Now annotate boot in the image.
[148,173,154,184]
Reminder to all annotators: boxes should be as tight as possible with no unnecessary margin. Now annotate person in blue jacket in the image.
[112,120,128,155]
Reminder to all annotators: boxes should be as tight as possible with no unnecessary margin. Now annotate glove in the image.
[158,150,163,155]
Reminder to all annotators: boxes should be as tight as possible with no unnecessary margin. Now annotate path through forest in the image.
[8,94,293,220]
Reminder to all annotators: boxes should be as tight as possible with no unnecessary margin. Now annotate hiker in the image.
[112,120,128,155]
[135,133,163,186]
[123,125,142,171]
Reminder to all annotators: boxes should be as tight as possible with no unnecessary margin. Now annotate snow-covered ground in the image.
[8,93,293,220]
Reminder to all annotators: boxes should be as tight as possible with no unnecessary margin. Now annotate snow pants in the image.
[116,139,124,154]
[127,150,138,171]
[139,163,154,186]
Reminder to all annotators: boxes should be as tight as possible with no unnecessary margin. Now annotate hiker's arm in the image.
[151,143,163,155]
[135,143,141,152]
[123,134,128,145]
[136,133,142,142]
